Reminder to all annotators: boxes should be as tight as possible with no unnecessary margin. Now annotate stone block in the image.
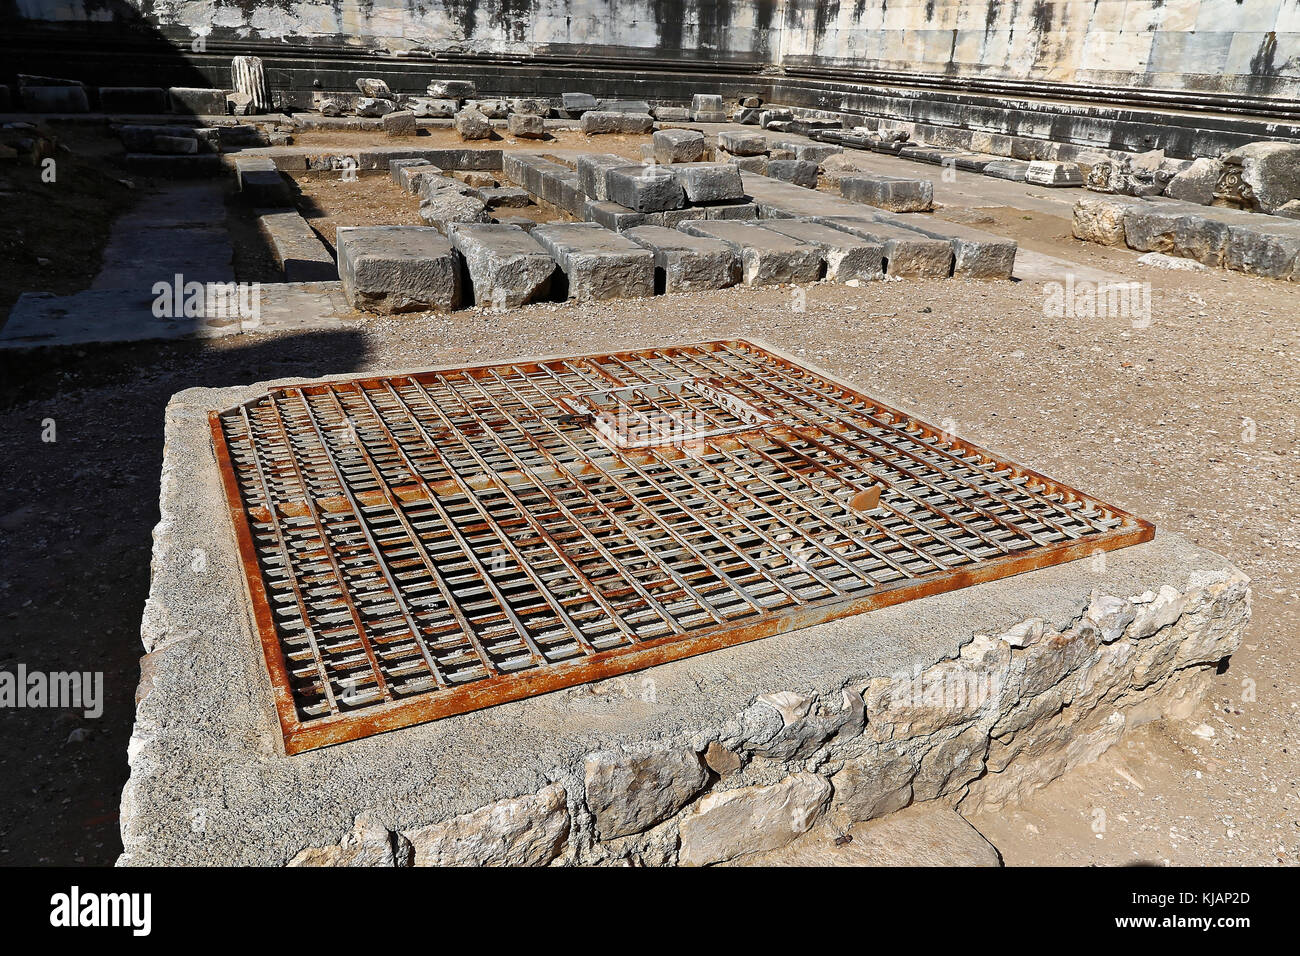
[382,110,418,137]
[758,220,884,281]
[404,784,568,866]
[355,78,393,98]
[705,201,759,220]
[98,87,166,113]
[1071,196,1134,246]
[1223,224,1300,279]
[466,99,509,119]
[678,221,823,285]
[510,97,550,116]
[390,158,434,186]
[597,99,652,114]
[606,165,685,212]
[1121,204,1230,266]
[653,128,707,164]
[1224,141,1300,213]
[507,112,545,139]
[766,159,819,188]
[418,191,492,233]
[886,215,1018,278]
[447,223,556,307]
[652,106,691,122]
[759,109,794,128]
[454,108,492,141]
[426,79,476,98]
[584,747,708,839]
[408,97,457,118]
[717,130,768,156]
[256,209,337,282]
[624,224,740,292]
[983,160,1031,182]
[815,216,954,277]
[678,773,832,866]
[719,151,768,174]
[168,87,227,115]
[580,111,655,135]
[531,222,654,301]
[355,97,396,118]
[561,92,597,116]
[583,199,648,232]
[1024,161,1085,186]
[235,157,292,206]
[22,85,90,113]
[840,175,934,212]
[668,162,745,203]
[336,225,462,313]
[476,186,532,208]
[1166,158,1222,205]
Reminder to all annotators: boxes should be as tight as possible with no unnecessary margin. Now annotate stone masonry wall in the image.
[9,0,1300,100]
[288,569,1249,866]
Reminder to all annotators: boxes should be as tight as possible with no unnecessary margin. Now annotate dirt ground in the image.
[0,128,1296,866]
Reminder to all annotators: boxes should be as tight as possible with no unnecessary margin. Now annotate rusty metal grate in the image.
[211,340,1154,753]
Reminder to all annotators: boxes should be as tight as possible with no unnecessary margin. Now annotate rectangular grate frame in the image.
[210,339,1155,754]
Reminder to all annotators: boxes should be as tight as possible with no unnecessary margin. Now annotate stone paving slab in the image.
[758,220,885,281]
[813,216,954,277]
[337,226,462,313]
[678,221,824,285]
[256,209,337,283]
[623,224,740,292]
[446,222,556,307]
[531,221,654,301]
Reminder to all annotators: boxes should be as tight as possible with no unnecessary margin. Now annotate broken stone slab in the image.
[390,158,436,187]
[509,97,550,117]
[718,151,768,174]
[403,784,569,866]
[653,128,707,164]
[585,747,708,840]
[717,130,768,156]
[446,222,556,307]
[841,175,934,212]
[99,87,166,113]
[419,190,492,233]
[355,97,397,118]
[793,142,843,165]
[426,79,476,99]
[880,213,1018,279]
[234,156,292,206]
[704,201,759,220]
[531,221,654,301]
[336,225,462,313]
[584,199,648,232]
[413,170,471,200]
[256,209,337,282]
[561,92,597,116]
[507,113,545,139]
[652,106,691,122]
[464,99,509,119]
[760,108,794,128]
[766,159,819,188]
[758,219,884,282]
[1024,161,1084,187]
[382,110,418,137]
[226,91,254,116]
[574,153,629,201]
[355,77,393,99]
[580,111,654,135]
[289,812,409,867]
[624,224,740,292]
[983,159,1032,182]
[814,215,954,278]
[678,221,823,285]
[168,87,227,115]
[597,99,652,114]
[1165,158,1222,205]
[1224,141,1300,213]
[454,108,492,141]
[408,97,457,118]
[667,162,745,203]
[606,165,685,212]
[645,208,707,229]
[733,107,762,125]
[678,772,832,866]
[475,185,531,208]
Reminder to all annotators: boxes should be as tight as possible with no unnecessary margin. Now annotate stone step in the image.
[813,216,954,277]
[446,223,556,307]
[677,221,823,286]
[851,210,1018,279]
[757,220,884,281]
[234,156,293,206]
[622,224,740,292]
[606,164,686,212]
[256,209,337,283]
[336,225,462,314]
[530,222,654,301]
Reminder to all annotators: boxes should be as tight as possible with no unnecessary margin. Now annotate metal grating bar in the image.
[210,340,1155,753]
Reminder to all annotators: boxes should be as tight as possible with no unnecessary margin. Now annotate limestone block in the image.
[454,108,492,141]
[404,784,569,866]
[678,773,832,866]
[653,128,707,164]
[584,746,708,839]
[447,222,555,307]
[337,225,462,313]
[668,162,744,203]
[580,111,654,135]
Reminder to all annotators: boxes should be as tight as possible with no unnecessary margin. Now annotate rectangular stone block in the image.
[815,216,954,278]
[983,160,1032,182]
[1121,205,1230,266]
[531,222,654,301]
[597,99,652,114]
[99,87,167,113]
[758,220,884,282]
[653,128,707,164]
[884,215,1019,279]
[623,224,739,292]
[719,151,768,174]
[390,158,434,185]
[717,130,768,156]
[21,85,89,112]
[606,165,686,212]
[584,199,648,232]
[668,163,745,203]
[678,221,823,286]
[562,92,597,116]
[646,208,708,229]
[575,153,629,200]
[766,159,819,188]
[652,106,691,122]
[427,79,476,98]
[704,202,759,220]
[475,186,531,208]
[1224,225,1300,280]
[168,87,227,115]
[337,225,462,313]
[447,223,556,307]
[580,111,654,135]
[256,209,337,282]
[840,176,934,212]
[1024,161,1085,187]
[235,156,292,206]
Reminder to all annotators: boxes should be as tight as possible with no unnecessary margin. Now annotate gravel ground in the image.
[0,139,1295,866]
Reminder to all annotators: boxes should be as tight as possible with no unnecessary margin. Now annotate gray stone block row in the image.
[623,225,740,292]
[813,216,954,278]
[580,111,654,135]
[531,222,655,302]
[678,221,823,286]
[840,175,935,212]
[337,226,463,314]
[234,156,293,206]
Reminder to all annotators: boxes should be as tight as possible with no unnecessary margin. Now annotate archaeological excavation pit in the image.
[211,340,1154,753]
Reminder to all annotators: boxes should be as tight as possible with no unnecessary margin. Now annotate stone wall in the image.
[8,0,1300,101]
[289,570,1249,866]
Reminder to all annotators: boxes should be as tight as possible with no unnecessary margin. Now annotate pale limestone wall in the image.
[10,0,1300,98]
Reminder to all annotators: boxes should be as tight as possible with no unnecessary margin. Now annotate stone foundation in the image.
[119,360,1249,866]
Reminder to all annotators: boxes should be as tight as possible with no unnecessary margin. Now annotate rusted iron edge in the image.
[208,341,1156,755]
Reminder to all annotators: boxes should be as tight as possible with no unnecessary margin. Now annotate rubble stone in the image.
[404,784,569,866]
[507,112,545,139]
[454,108,492,141]
[678,773,832,866]
[584,747,708,839]
[355,97,396,118]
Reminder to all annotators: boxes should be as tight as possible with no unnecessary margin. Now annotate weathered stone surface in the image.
[405,784,569,866]
[390,158,433,186]
[983,159,1031,182]
[733,107,762,124]
[652,105,691,122]
[1024,161,1084,186]
[561,92,597,116]
[584,746,708,839]
[532,221,655,301]
[1224,223,1300,279]
[256,209,337,282]
[466,99,510,118]
[841,175,934,212]
[476,185,531,208]
[678,773,832,866]
[597,99,652,114]
[167,87,225,115]
[1122,204,1231,266]
[447,222,555,307]
[382,110,418,137]
[454,107,492,140]
[507,112,545,139]
[580,111,654,135]
[704,201,759,220]
[832,751,915,822]
[606,165,685,212]
[759,108,794,128]
[679,220,823,285]
[731,804,1001,867]
[794,142,843,164]
[1166,158,1223,205]
[414,171,471,200]
[230,56,270,114]
[717,130,768,156]
[760,219,884,281]
[815,216,954,277]
[510,97,550,116]
[1071,195,1133,246]
[419,190,492,232]
[690,93,724,116]
[355,77,393,98]
[1224,141,1300,213]
[337,225,462,313]
[355,97,396,117]
[99,87,166,113]
[718,150,768,174]
[703,741,742,776]
[574,153,628,201]
[886,215,1018,279]
[235,156,292,206]
[668,162,745,202]
[766,159,819,188]
[584,199,647,231]
[427,79,476,99]
[409,97,457,118]
[653,128,707,164]
[1276,199,1300,220]
[624,224,740,292]
[750,688,866,758]
[289,812,407,867]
